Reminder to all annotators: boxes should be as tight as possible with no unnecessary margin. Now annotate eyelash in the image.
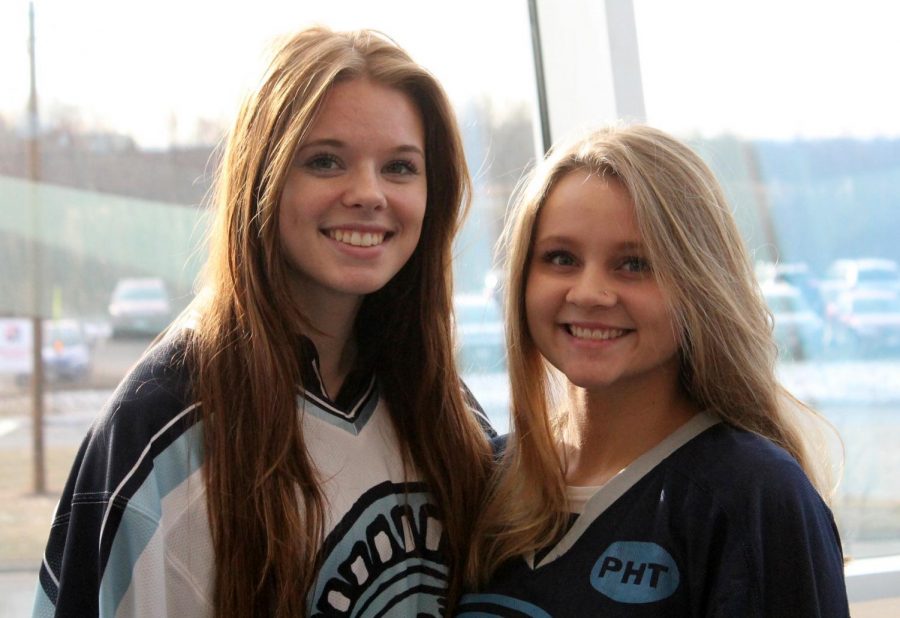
[304,153,341,171]
[541,250,576,267]
[539,251,652,273]
[302,153,420,176]
[384,159,419,175]
[621,256,651,273]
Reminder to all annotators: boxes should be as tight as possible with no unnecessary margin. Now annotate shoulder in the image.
[672,421,815,500]
[34,332,206,615]
[490,433,508,459]
[97,331,199,439]
[668,423,849,615]
[661,421,840,548]
[665,420,843,567]
[76,332,202,493]
[460,378,498,439]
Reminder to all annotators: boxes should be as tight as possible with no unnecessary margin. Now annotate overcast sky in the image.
[1,0,899,146]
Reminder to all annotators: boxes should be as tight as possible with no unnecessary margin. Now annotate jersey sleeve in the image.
[32,427,104,617]
[702,456,849,617]
[32,337,201,617]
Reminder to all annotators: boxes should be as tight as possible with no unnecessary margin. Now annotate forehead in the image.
[305,77,425,145]
[533,170,639,241]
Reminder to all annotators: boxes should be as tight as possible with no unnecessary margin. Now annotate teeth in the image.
[569,325,627,341]
[329,229,386,247]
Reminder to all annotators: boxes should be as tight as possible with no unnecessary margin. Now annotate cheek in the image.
[653,298,683,353]
[523,275,547,335]
[408,191,427,230]
[277,203,297,251]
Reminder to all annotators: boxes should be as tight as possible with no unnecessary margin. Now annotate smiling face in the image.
[524,169,682,396]
[278,77,427,317]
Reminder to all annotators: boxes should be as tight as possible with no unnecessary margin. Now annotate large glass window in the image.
[632,0,900,563]
[0,1,536,592]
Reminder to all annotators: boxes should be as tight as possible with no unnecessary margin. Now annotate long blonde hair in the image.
[186,27,492,615]
[468,124,836,585]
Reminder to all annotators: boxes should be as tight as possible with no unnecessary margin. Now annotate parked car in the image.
[826,290,900,357]
[762,282,825,361]
[108,277,173,338]
[819,258,900,304]
[10,319,92,386]
[454,293,506,374]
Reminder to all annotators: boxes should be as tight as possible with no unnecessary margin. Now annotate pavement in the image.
[0,570,38,617]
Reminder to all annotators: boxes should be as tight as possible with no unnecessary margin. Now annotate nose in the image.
[341,165,386,210]
[565,270,617,308]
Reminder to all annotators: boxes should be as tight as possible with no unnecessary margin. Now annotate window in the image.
[0,0,537,579]
[529,0,900,604]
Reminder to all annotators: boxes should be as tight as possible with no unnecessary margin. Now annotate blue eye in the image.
[383,159,419,175]
[543,250,576,267]
[621,256,651,273]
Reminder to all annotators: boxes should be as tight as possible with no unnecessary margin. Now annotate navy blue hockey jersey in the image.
[459,414,849,617]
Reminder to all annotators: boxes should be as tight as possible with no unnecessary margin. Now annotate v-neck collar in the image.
[296,337,379,432]
[527,412,721,570]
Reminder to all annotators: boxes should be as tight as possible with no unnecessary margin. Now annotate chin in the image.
[558,367,618,391]
[339,277,398,297]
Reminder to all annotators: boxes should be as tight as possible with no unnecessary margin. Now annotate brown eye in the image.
[383,159,419,175]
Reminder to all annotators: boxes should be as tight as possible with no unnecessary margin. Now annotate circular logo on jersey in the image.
[590,541,680,604]
[310,482,448,616]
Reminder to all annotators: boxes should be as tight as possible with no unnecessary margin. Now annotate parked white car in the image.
[108,278,173,338]
[820,258,900,304]
[826,289,900,357]
[762,282,825,361]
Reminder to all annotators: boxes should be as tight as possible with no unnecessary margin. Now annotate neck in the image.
[563,374,698,487]
[290,286,363,398]
[308,326,357,399]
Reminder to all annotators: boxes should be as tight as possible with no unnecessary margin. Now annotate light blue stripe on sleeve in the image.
[30,580,56,618]
[99,422,204,616]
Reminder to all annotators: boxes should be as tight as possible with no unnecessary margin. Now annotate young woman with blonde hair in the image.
[460,125,848,615]
[34,27,493,617]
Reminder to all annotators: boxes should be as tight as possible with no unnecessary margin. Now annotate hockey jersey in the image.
[33,333,492,616]
[458,413,849,617]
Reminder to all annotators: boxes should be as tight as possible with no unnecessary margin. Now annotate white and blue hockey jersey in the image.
[33,334,491,617]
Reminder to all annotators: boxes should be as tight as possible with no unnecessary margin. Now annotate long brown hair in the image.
[468,124,837,585]
[187,27,492,615]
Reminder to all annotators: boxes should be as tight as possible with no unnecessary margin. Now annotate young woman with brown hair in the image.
[34,27,493,617]
[460,125,848,616]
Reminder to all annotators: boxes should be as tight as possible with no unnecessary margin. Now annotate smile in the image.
[327,229,387,248]
[567,325,628,341]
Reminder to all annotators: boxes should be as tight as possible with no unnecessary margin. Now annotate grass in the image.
[0,446,79,570]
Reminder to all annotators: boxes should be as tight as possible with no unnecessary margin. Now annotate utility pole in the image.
[27,0,46,495]
[742,141,780,264]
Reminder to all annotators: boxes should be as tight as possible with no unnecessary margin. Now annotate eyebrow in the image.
[533,235,645,252]
[615,240,645,252]
[297,138,425,157]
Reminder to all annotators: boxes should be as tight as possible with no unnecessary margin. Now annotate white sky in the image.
[2,0,900,146]
[633,0,900,140]
[0,0,536,147]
